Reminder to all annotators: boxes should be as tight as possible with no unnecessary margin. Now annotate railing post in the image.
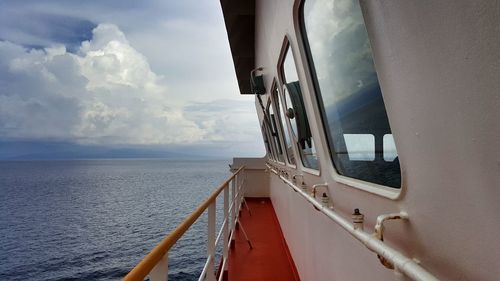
[149,254,168,281]
[207,201,216,281]
[223,185,229,264]
[231,176,236,226]
[123,167,245,281]
[236,173,243,215]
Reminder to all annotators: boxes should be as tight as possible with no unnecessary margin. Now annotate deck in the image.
[226,198,300,281]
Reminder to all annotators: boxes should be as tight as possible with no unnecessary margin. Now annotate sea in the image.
[0,159,231,281]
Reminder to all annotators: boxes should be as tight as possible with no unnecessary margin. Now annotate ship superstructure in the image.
[124,1,500,280]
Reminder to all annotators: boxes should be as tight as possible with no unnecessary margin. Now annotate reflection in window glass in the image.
[283,87,298,136]
[344,134,375,161]
[266,120,279,162]
[281,46,319,170]
[263,122,276,161]
[261,124,273,159]
[383,134,397,161]
[268,101,285,163]
[302,0,401,187]
[272,85,295,165]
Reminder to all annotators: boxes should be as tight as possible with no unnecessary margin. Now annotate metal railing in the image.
[266,164,440,281]
[123,166,246,281]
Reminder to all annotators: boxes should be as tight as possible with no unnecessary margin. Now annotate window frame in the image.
[277,37,319,175]
[270,79,296,167]
[265,99,279,162]
[261,122,273,160]
[267,94,287,165]
[295,0,402,198]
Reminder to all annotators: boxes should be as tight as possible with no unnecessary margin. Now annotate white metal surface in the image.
[206,202,216,281]
[198,173,248,281]
[149,255,168,281]
[267,164,439,281]
[233,0,500,280]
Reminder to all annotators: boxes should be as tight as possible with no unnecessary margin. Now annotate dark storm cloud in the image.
[9,14,95,52]
[0,0,215,43]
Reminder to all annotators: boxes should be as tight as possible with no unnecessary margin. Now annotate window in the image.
[267,99,285,163]
[301,0,401,188]
[344,134,375,161]
[261,124,273,159]
[272,83,295,165]
[383,134,397,162]
[262,122,276,161]
[280,44,319,170]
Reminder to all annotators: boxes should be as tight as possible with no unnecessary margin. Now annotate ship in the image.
[123,0,500,280]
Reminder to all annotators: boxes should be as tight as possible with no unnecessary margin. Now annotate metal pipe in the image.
[269,166,439,281]
[266,164,279,175]
[374,212,409,241]
[197,255,214,281]
[207,202,216,281]
[217,258,228,281]
[215,220,227,247]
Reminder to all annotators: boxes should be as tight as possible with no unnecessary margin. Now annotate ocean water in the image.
[0,159,231,281]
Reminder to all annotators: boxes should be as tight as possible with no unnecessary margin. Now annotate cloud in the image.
[0,24,238,146]
[0,24,262,155]
[0,1,266,157]
[0,41,84,140]
[184,99,260,143]
[304,0,379,105]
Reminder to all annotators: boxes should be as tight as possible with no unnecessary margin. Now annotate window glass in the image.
[344,134,375,161]
[263,121,276,161]
[284,88,298,136]
[280,46,319,170]
[383,134,397,161]
[263,110,278,161]
[268,101,285,163]
[261,124,272,159]
[302,0,401,187]
[276,88,296,165]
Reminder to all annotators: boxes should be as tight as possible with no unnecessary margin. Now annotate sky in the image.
[0,0,265,159]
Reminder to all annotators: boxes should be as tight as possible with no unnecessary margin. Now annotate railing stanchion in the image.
[237,174,242,215]
[223,184,229,266]
[237,174,242,214]
[207,200,216,281]
[149,254,168,281]
[123,166,245,281]
[231,178,236,229]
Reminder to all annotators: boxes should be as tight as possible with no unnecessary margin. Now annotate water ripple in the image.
[0,159,230,281]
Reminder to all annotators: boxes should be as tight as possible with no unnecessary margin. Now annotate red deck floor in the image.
[227,198,300,281]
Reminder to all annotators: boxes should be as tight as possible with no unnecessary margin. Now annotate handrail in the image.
[123,166,245,281]
[266,164,439,281]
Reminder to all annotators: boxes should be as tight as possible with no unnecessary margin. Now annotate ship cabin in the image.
[124,1,500,281]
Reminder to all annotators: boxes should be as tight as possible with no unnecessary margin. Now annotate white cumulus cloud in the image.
[0,24,209,145]
[0,1,266,157]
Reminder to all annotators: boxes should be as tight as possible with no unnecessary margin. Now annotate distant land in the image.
[0,141,218,160]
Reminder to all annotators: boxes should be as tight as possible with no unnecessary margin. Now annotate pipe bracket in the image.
[373,212,409,269]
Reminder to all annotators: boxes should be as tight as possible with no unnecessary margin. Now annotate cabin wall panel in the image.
[363,1,500,280]
[255,0,409,279]
[233,158,269,197]
[244,170,269,197]
[252,0,500,280]
[269,173,395,281]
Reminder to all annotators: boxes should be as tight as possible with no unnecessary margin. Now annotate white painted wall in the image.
[232,157,269,197]
[238,0,500,280]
